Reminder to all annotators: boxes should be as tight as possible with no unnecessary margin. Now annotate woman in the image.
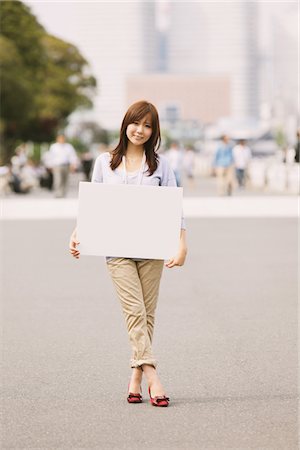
[69,101,187,407]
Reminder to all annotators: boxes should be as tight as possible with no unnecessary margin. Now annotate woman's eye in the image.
[145,124,152,128]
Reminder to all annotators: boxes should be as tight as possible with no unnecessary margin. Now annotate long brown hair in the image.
[110,100,161,175]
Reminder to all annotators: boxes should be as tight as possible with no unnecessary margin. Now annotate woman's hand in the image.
[165,228,187,268]
[165,248,187,268]
[69,229,80,259]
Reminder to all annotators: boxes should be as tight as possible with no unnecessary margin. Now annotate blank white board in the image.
[77,182,183,259]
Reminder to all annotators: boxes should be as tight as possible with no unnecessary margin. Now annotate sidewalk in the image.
[1,173,298,219]
[1,196,298,220]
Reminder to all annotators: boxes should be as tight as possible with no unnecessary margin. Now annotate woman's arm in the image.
[69,226,80,259]
[159,156,187,268]
[69,154,105,259]
[165,228,187,268]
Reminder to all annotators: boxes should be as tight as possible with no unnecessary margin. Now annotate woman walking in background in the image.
[69,101,187,407]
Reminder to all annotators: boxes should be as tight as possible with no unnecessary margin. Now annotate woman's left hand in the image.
[165,249,187,268]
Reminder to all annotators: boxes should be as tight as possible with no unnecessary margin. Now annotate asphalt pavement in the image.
[1,216,298,449]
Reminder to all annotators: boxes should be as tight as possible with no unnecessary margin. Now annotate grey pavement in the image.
[2,171,294,200]
[1,217,298,449]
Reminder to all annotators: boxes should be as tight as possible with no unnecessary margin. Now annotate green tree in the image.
[37,34,96,121]
[0,36,32,124]
[0,1,97,164]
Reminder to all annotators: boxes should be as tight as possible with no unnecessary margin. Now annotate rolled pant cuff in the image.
[130,358,157,369]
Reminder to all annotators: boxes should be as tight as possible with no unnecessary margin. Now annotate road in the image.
[1,217,298,449]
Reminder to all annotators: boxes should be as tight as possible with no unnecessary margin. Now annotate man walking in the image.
[213,135,235,196]
[165,141,184,187]
[48,134,78,198]
[232,139,252,188]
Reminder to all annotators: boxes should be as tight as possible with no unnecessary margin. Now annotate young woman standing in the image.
[69,101,187,407]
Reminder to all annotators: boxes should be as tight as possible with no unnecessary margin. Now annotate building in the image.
[29,1,291,129]
[166,2,259,119]
[126,74,230,125]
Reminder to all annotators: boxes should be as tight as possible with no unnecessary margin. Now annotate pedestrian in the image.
[165,141,184,186]
[0,164,10,196]
[232,139,252,188]
[183,144,196,190]
[10,144,28,193]
[294,130,300,163]
[40,149,54,190]
[19,159,39,193]
[80,150,94,181]
[48,134,78,198]
[69,100,187,407]
[12,143,28,169]
[213,135,235,196]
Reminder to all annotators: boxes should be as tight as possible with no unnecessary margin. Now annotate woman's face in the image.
[126,113,153,146]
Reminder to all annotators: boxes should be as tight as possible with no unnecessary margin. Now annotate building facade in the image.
[166,2,259,119]
[126,74,230,125]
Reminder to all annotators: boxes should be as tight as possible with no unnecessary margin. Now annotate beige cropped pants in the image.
[107,258,164,369]
[216,165,235,196]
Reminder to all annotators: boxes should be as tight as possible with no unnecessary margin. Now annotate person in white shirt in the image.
[165,141,184,186]
[232,139,252,188]
[11,144,28,176]
[183,145,196,190]
[48,134,78,198]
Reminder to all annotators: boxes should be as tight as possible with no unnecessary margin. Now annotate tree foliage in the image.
[0,1,97,163]
[73,121,110,148]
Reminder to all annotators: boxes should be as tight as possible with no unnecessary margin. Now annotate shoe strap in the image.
[154,396,169,403]
[128,393,142,399]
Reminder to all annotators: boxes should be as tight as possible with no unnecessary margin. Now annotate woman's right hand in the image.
[69,231,80,259]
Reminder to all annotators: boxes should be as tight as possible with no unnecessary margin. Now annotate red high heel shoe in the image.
[148,387,170,407]
[127,383,143,403]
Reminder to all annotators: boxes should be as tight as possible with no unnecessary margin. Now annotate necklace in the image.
[122,152,146,185]
[125,155,142,163]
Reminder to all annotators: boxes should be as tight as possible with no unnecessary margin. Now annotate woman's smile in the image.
[126,113,153,146]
